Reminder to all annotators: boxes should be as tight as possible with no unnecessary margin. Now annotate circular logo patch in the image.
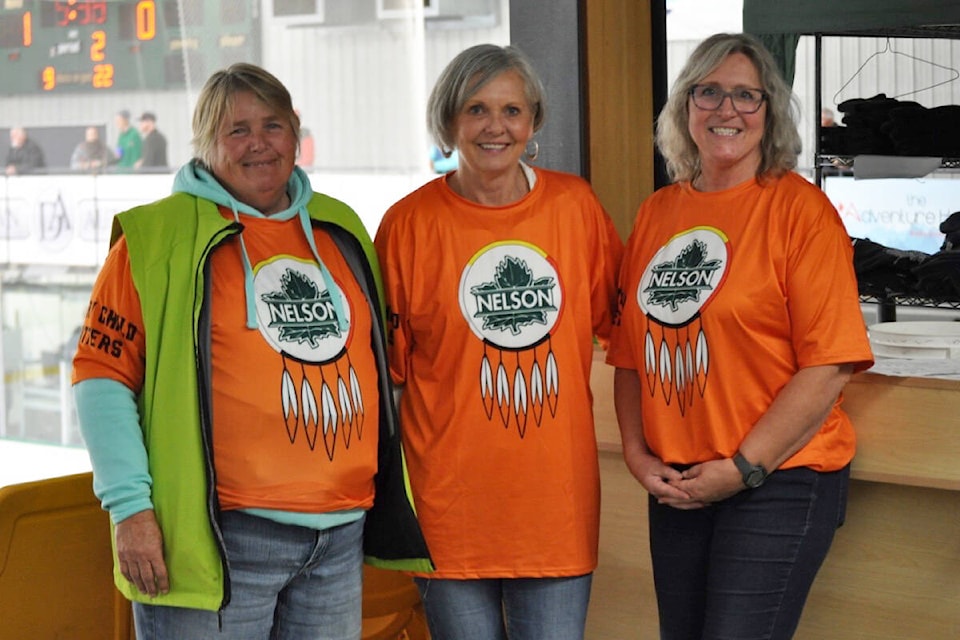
[638,226,729,327]
[254,257,351,364]
[458,241,564,350]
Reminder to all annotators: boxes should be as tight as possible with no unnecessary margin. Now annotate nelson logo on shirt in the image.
[253,257,365,461]
[639,227,728,326]
[459,241,565,438]
[637,227,729,415]
[459,242,563,349]
[254,257,350,364]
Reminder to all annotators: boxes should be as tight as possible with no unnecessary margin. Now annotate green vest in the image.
[112,192,430,611]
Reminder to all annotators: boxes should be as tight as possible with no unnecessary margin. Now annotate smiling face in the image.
[453,70,535,180]
[210,90,297,215]
[688,52,766,189]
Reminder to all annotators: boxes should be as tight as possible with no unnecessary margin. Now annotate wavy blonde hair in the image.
[656,33,802,183]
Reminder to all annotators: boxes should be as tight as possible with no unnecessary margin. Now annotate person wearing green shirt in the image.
[114,109,142,169]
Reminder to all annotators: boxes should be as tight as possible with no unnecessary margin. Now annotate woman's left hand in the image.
[668,458,744,505]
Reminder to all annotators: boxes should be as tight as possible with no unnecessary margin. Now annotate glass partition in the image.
[0,0,510,485]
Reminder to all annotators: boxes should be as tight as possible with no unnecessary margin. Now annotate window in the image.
[377,0,439,20]
[0,0,510,486]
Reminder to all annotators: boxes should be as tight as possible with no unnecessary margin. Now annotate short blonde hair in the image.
[191,63,301,168]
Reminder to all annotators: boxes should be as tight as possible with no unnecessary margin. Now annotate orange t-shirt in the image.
[375,169,623,578]
[607,173,874,471]
[73,209,380,514]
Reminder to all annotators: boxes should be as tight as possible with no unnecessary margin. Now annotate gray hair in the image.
[427,44,546,152]
[656,32,801,183]
[191,63,301,169]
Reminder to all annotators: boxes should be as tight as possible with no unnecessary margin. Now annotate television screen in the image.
[823,176,960,255]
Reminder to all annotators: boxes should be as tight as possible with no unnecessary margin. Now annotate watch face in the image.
[745,469,766,488]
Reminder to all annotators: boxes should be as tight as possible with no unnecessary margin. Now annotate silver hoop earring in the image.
[525,140,540,162]
[441,146,454,158]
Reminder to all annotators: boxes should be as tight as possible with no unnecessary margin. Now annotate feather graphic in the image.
[281,368,298,442]
[513,366,528,437]
[659,339,673,404]
[338,375,353,447]
[321,382,337,460]
[545,350,559,416]
[644,330,657,396]
[349,365,364,439]
[496,362,511,427]
[696,329,709,396]
[530,359,544,425]
[674,346,687,415]
[301,376,319,450]
[480,354,494,419]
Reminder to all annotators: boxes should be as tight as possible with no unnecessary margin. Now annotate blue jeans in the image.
[413,574,593,640]
[649,465,850,640]
[133,511,364,640]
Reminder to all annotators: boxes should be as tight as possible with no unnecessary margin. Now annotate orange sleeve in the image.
[374,206,410,386]
[587,193,625,346]
[71,237,147,393]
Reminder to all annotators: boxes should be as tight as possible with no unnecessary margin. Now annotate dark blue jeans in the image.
[649,464,850,640]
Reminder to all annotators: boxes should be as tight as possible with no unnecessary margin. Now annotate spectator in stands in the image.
[135,112,168,170]
[821,107,837,127]
[71,127,114,172]
[114,109,142,169]
[5,127,46,175]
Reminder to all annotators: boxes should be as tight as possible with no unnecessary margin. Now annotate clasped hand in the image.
[628,453,744,510]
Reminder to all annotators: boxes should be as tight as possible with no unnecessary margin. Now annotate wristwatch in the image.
[732,451,768,488]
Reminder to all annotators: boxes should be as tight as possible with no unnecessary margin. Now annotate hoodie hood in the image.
[172,159,347,331]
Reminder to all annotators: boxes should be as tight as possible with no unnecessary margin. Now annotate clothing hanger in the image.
[832,37,960,104]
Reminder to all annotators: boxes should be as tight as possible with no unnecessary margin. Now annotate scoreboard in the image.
[0,0,260,95]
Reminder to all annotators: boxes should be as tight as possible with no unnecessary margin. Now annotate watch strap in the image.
[732,451,768,488]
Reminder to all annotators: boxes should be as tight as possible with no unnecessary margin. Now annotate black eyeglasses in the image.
[688,84,767,114]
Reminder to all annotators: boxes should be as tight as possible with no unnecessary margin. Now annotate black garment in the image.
[5,138,46,174]
[140,129,168,168]
[851,237,929,298]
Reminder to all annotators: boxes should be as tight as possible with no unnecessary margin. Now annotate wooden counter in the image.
[586,352,960,640]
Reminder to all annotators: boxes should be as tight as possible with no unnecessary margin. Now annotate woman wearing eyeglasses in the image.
[607,33,874,640]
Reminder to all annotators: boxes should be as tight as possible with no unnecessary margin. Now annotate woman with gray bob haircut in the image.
[376,43,623,640]
[427,43,546,158]
[656,32,802,183]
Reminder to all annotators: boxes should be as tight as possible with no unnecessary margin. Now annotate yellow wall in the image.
[585,0,656,240]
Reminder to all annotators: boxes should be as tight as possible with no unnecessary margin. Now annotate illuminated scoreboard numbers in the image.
[41,65,56,91]
[0,0,259,95]
[92,62,114,88]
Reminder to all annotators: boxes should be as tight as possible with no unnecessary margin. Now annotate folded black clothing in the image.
[893,140,960,156]
[912,251,960,301]
[853,237,929,272]
[837,94,897,114]
[887,104,960,125]
[820,126,893,155]
[941,211,960,234]
[852,237,929,297]
[941,211,960,251]
[838,95,916,129]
